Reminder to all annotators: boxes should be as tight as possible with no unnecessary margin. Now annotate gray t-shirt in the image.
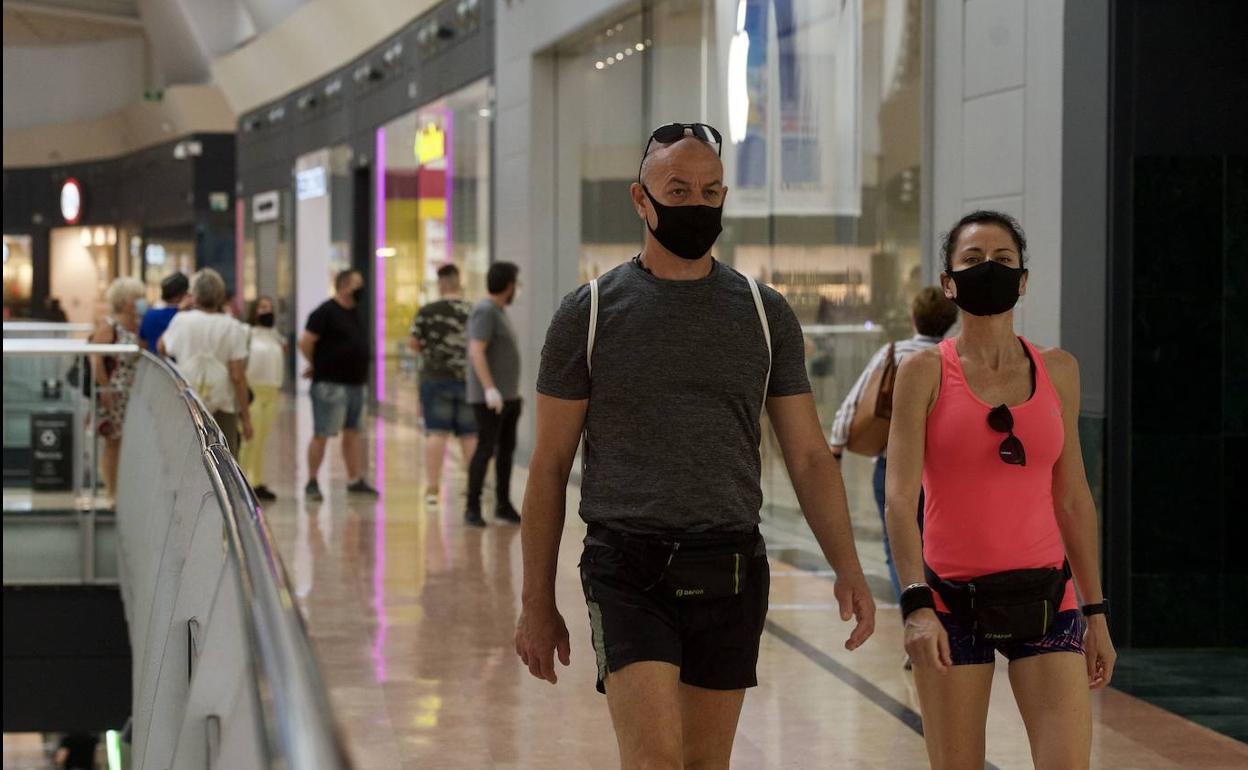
[466,298,522,403]
[537,259,811,535]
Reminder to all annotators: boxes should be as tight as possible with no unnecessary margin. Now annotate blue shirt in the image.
[139,306,179,352]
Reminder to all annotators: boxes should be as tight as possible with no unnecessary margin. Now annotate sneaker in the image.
[347,479,380,497]
[304,480,323,502]
[903,654,913,672]
[254,485,277,501]
[464,509,486,528]
[424,487,440,505]
[495,504,522,524]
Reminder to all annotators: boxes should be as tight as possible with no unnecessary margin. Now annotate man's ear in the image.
[630,182,649,222]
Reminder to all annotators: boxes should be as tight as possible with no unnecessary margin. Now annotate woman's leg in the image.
[914,662,996,770]
[251,385,279,485]
[1009,652,1092,770]
[424,432,449,493]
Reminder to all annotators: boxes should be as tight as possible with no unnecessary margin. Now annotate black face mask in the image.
[947,261,1025,316]
[642,185,723,260]
[257,312,276,328]
[352,287,366,306]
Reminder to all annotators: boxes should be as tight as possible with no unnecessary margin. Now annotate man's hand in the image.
[1084,615,1117,689]
[515,602,571,684]
[904,607,951,673]
[834,571,876,651]
[485,387,504,414]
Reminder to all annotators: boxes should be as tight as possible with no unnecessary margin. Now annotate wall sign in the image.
[31,412,73,491]
[296,167,327,201]
[252,191,280,222]
[60,178,83,224]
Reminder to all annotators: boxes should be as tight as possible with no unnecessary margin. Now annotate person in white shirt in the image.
[240,295,286,500]
[160,268,253,455]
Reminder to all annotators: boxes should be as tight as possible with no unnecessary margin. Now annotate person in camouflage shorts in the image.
[410,264,479,504]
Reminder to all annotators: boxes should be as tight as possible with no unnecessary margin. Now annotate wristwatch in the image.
[1081,599,1109,618]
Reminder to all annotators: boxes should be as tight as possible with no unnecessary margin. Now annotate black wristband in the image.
[1081,600,1109,618]
[900,584,935,620]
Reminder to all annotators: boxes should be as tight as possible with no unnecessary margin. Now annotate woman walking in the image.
[90,277,145,504]
[240,296,285,500]
[885,211,1116,770]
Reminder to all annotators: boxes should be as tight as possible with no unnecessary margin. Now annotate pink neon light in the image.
[443,108,454,269]
[374,127,387,403]
[371,416,387,682]
[234,198,245,315]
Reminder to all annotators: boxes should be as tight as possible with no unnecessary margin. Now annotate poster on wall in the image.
[716,0,862,218]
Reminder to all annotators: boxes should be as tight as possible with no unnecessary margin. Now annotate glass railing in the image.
[2,320,94,339]
[2,337,135,584]
[117,351,352,770]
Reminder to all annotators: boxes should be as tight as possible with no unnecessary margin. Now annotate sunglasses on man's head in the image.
[638,123,723,181]
[988,404,1027,466]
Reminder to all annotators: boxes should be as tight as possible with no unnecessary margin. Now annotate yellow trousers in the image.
[240,384,280,487]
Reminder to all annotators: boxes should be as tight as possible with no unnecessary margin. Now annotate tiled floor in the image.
[252,396,1248,768]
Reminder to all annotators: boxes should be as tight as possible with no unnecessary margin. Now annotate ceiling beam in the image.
[2,0,144,29]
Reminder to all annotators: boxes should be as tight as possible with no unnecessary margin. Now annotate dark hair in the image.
[940,210,1028,272]
[334,269,361,291]
[911,287,959,337]
[160,272,189,302]
[436,263,460,280]
[487,262,519,294]
[246,295,274,325]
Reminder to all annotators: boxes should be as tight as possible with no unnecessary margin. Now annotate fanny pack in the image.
[586,525,761,601]
[925,560,1071,642]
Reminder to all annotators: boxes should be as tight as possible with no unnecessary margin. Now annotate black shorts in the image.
[579,524,770,694]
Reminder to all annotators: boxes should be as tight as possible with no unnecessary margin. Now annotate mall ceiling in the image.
[3,0,307,84]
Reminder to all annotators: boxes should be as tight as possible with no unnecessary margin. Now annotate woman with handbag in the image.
[829,287,957,603]
[239,295,286,500]
[885,210,1116,770]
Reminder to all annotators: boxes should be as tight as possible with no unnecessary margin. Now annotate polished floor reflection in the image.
[255,397,1248,769]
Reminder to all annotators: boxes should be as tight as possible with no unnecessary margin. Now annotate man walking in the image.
[300,269,379,501]
[140,272,189,352]
[410,263,478,504]
[464,261,522,527]
[514,123,875,769]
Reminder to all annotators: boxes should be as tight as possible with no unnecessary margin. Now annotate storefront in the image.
[235,0,495,404]
[1,134,237,322]
[541,0,924,518]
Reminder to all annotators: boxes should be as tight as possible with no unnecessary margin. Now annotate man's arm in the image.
[515,394,587,683]
[298,331,318,377]
[767,392,876,650]
[468,339,496,390]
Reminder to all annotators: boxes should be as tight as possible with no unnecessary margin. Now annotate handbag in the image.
[846,342,898,456]
[925,560,1071,642]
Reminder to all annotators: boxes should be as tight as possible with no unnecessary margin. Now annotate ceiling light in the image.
[624,48,633,56]
[606,56,615,64]
[595,61,605,70]
[635,42,644,51]
[617,51,624,58]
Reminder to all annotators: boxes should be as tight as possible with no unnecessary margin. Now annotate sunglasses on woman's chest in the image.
[988,404,1027,466]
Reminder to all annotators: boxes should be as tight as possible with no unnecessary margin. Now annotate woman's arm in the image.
[1046,348,1117,688]
[884,349,949,671]
[89,319,114,387]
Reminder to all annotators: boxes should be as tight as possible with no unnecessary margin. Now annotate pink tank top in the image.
[923,337,1076,612]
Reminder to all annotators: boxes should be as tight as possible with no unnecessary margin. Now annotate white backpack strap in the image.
[744,273,772,400]
[587,278,600,376]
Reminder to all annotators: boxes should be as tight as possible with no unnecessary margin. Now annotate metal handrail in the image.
[2,339,141,356]
[140,351,352,769]
[2,321,95,334]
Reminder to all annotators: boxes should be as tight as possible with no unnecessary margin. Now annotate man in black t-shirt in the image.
[410,263,477,505]
[514,124,876,768]
[299,269,379,501]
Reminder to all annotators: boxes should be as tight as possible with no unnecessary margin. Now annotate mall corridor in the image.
[252,397,1248,769]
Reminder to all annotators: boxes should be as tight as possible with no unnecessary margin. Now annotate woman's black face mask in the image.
[946,260,1025,316]
[641,185,723,261]
[257,312,276,328]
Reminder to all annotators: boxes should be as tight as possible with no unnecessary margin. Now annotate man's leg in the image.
[494,400,522,509]
[342,428,364,480]
[307,436,328,481]
[466,405,500,515]
[679,685,746,770]
[424,432,449,493]
[604,662,684,770]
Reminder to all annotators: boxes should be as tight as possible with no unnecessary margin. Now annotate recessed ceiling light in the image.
[595,61,605,70]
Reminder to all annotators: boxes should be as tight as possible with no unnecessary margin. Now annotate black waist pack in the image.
[926,560,1071,642]
[587,525,759,601]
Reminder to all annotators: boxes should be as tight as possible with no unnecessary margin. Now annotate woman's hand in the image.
[904,608,952,673]
[1084,615,1117,689]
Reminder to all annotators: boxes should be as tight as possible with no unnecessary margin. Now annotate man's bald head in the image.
[639,137,723,189]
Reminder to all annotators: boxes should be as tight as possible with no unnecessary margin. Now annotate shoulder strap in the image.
[587,278,600,376]
[743,274,772,399]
